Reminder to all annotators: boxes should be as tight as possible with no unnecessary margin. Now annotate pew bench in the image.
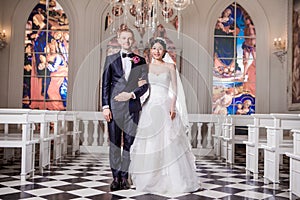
[220,115,253,164]
[61,111,81,156]
[286,129,300,197]
[0,113,39,181]
[262,114,297,184]
[0,109,63,173]
[243,114,272,179]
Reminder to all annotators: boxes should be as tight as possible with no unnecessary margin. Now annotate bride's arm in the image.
[169,63,177,120]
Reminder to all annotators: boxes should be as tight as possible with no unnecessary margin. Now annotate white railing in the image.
[0,110,229,158]
[76,112,225,157]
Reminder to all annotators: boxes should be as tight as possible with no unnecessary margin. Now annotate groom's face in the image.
[118,31,135,51]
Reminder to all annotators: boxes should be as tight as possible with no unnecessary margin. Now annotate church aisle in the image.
[0,152,298,200]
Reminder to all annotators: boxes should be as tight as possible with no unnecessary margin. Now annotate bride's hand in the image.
[170,110,176,120]
[138,79,147,87]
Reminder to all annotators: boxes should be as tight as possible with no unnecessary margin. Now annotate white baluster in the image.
[207,123,213,148]
[92,120,98,146]
[197,122,203,148]
[103,120,109,146]
[82,120,89,146]
[73,118,80,156]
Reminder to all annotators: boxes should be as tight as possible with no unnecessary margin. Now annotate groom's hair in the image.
[117,24,134,38]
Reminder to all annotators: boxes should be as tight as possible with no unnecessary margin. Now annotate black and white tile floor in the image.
[0,148,299,200]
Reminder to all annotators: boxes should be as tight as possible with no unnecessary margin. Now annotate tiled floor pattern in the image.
[0,147,299,200]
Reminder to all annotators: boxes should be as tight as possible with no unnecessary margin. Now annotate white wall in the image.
[0,0,294,113]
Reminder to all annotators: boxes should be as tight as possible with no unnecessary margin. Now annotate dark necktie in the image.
[122,52,134,58]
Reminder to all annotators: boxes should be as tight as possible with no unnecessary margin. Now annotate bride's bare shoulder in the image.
[166,62,176,71]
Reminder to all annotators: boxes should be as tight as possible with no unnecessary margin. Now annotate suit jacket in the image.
[102,51,148,114]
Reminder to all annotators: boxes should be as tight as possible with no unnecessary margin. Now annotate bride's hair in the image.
[150,37,167,49]
[150,37,167,58]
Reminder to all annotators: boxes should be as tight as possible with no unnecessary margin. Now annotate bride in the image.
[129,37,200,194]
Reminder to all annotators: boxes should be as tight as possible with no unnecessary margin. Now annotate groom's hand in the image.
[114,92,133,102]
[103,108,112,122]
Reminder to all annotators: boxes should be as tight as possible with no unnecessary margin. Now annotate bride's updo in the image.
[150,37,167,49]
[150,37,167,58]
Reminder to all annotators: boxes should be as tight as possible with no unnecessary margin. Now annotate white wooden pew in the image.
[220,115,253,164]
[262,114,297,184]
[211,115,225,159]
[29,110,58,172]
[0,109,31,163]
[286,129,300,197]
[0,109,60,173]
[0,113,39,181]
[244,114,272,179]
[57,111,68,156]
[60,111,81,156]
[49,111,63,162]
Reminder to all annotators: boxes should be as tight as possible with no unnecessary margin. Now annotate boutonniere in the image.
[131,56,140,64]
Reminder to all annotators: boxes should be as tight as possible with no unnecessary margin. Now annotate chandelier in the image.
[107,0,191,33]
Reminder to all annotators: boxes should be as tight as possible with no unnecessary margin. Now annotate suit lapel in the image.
[115,54,123,74]
[127,61,136,82]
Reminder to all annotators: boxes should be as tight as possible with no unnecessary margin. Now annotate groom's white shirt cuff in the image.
[102,105,109,110]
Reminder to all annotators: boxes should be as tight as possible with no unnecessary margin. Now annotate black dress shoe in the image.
[110,178,120,191]
[120,178,130,190]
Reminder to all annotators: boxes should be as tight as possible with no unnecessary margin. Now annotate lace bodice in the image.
[148,72,170,98]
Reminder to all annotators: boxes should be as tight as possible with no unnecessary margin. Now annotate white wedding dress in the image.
[129,71,200,194]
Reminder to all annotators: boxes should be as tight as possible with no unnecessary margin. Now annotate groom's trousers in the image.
[108,110,139,179]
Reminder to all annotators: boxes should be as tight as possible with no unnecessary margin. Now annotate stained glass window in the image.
[23,0,69,110]
[213,2,256,115]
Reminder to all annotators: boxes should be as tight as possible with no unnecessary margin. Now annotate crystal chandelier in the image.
[107,0,191,33]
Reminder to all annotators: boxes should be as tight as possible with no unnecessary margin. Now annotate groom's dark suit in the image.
[102,51,148,181]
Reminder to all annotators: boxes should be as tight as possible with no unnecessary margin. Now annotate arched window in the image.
[23,0,69,110]
[212,2,256,115]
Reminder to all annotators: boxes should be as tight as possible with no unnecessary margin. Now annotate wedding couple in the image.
[102,27,200,194]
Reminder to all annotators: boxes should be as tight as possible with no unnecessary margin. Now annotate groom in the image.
[102,27,148,191]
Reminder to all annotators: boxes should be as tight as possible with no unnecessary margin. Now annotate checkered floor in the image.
[0,148,299,200]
